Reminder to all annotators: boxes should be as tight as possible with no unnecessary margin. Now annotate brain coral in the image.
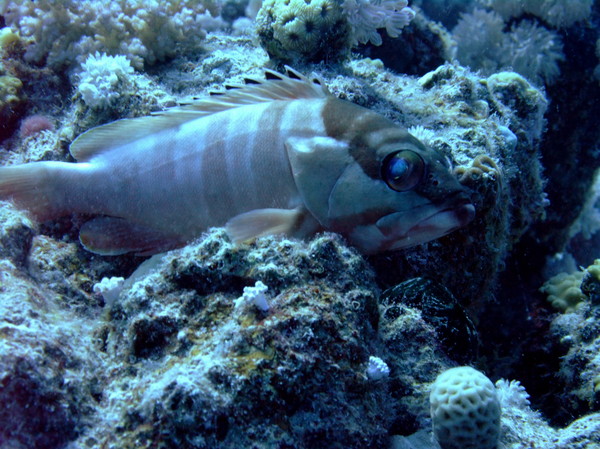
[430,366,501,449]
[256,0,351,62]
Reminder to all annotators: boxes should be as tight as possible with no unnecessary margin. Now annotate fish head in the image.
[327,133,474,253]
[286,102,474,254]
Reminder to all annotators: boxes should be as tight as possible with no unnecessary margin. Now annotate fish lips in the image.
[376,197,475,250]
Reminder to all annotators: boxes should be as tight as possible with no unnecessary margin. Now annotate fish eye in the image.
[381,150,425,192]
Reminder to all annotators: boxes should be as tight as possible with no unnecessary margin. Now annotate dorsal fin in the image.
[70,66,329,162]
[169,66,330,115]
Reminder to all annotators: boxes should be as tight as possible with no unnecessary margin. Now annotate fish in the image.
[0,67,475,256]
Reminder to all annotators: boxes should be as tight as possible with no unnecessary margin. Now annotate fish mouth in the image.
[407,202,475,236]
[377,199,475,250]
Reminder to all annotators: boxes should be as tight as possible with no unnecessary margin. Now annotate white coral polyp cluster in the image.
[495,379,530,409]
[366,356,390,380]
[453,9,564,86]
[78,52,134,108]
[342,0,415,46]
[3,0,221,72]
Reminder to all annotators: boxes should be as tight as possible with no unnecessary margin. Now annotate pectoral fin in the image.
[226,207,318,244]
[79,217,184,256]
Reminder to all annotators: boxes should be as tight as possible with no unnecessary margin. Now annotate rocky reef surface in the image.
[1,1,600,449]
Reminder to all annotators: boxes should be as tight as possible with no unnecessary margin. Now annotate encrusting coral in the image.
[255,0,415,63]
[256,0,352,62]
[540,271,587,312]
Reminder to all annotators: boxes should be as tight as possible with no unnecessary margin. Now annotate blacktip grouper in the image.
[0,67,474,256]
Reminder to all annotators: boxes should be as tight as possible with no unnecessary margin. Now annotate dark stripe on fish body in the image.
[201,114,235,222]
[251,101,289,207]
[322,98,396,180]
[322,98,428,181]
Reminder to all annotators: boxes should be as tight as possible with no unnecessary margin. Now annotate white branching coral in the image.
[3,0,221,71]
[342,0,415,46]
[238,281,270,312]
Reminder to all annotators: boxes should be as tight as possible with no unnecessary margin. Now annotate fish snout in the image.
[447,191,475,227]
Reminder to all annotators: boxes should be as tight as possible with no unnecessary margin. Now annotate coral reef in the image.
[550,291,600,417]
[0,254,102,449]
[342,61,547,305]
[22,229,400,448]
[0,2,599,448]
[3,0,221,72]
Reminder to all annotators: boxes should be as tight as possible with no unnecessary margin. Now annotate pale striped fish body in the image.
[68,98,328,243]
[0,68,474,255]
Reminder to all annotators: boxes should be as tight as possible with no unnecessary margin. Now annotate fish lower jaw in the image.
[373,202,474,251]
[391,203,475,249]
[346,202,474,254]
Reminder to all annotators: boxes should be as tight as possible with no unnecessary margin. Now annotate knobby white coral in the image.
[342,0,415,46]
[93,276,125,305]
[78,52,134,108]
[238,280,270,312]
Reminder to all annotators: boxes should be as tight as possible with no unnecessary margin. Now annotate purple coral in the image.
[343,0,415,46]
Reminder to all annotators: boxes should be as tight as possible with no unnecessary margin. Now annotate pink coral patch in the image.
[19,115,55,138]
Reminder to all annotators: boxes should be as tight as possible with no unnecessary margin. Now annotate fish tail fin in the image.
[0,162,69,221]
